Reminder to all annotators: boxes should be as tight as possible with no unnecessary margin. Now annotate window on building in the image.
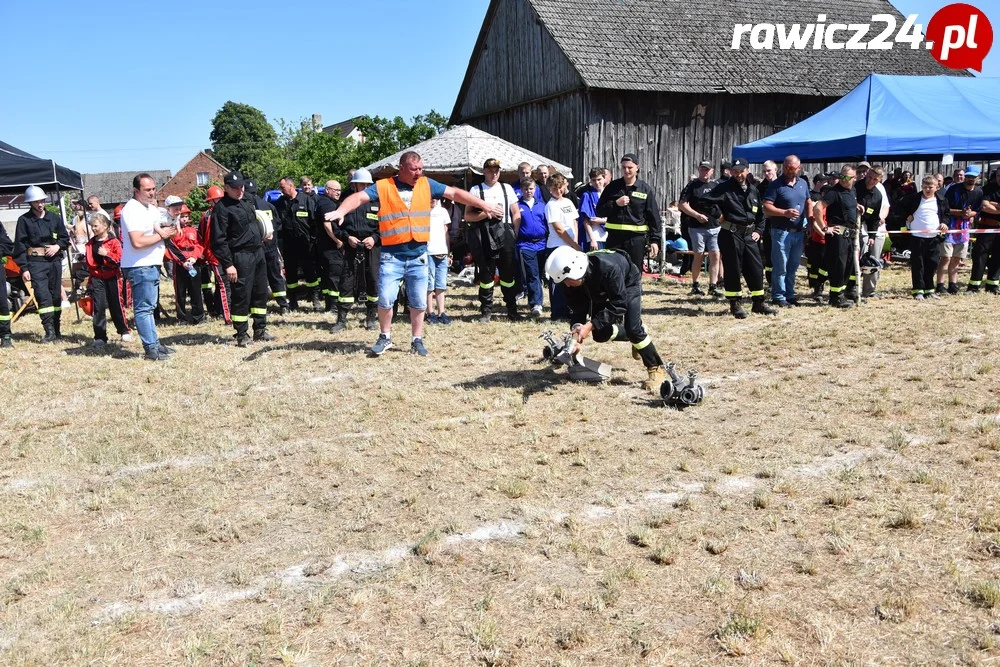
[196,172,210,186]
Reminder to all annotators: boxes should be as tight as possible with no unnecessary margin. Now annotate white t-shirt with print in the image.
[545,197,579,248]
[470,181,517,225]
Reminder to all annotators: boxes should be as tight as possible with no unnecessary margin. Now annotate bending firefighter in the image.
[545,246,666,392]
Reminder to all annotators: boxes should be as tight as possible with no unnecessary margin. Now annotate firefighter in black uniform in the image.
[973,169,1000,293]
[545,246,666,392]
[853,167,884,298]
[595,153,661,271]
[701,159,776,319]
[14,185,70,341]
[211,171,274,346]
[244,179,288,313]
[0,221,14,347]
[332,169,380,332]
[813,166,860,308]
[314,179,346,318]
[274,176,321,311]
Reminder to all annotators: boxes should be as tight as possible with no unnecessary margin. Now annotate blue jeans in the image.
[770,228,805,303]
[378,247,428,311]
[518,245,545,308]
[123,265,160,351]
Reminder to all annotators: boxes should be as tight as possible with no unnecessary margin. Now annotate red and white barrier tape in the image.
[885,228,1000,235]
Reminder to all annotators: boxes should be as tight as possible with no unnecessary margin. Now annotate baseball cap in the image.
[483,158,501,170]
[698,160,713,169]
[965,165,982,178]
[163,195,184,207]
[730,158,749,171]
[857,161,871,169]
[721,159,733,171]
[224,170,245,188]
[620,153,639,165]
[244,178,258,195]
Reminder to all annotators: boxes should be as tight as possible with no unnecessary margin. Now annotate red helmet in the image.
[113,204,123,221]
[79,296,94,316]
[180,204,191,215]
[206,185,224,201]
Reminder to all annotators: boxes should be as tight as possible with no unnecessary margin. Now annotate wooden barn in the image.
[450,0,956,201]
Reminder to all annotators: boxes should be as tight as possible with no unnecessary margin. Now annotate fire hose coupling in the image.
[539,330,612,382]
[659,363,706,409]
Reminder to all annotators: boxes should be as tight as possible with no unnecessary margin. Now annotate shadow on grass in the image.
[159,332,233,346]
[456,365,573,403]
[63,343,143,359]
[242,339,369,362]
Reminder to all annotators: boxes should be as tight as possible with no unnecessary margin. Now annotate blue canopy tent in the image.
[733,75,1000,162]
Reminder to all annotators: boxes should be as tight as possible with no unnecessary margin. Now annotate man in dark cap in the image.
[211,171,274,346]
[595,153,661,271]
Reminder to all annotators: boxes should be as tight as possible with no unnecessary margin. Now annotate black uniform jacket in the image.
[13,210,69,266]
[274,192,317,241]
[853,182,884,238]
[211,195,263,269]
[0,222,14,258]
[702,178,764,235]
[336,200,381,246]
[595,178,662,240]
[566,249,641,332]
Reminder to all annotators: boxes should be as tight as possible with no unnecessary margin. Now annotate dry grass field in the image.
[1,264,1000,666]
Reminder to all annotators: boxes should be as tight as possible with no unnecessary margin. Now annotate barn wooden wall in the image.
[455,0,582,121]
[466,92,586,181]
[582,91,837,202]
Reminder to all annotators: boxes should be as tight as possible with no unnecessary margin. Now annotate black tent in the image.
[0,140,82,193]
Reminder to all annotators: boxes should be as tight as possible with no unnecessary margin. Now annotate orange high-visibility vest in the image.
[375,177,431,246]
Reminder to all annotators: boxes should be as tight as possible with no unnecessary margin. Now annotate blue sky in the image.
[0,1,993,176]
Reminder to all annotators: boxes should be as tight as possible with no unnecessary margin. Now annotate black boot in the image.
[1,335,12,348]
[829,295,854,309]
[364,305,378,330]
[324,295,337,313]
[311,288,324,311]
[507,304,523,322]
[41,320,57,343]
[729,298,748,320]
[751,296,777,315]
[331,307,349,333]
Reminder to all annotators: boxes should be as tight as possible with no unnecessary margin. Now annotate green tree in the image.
[184,183,221,222]
[351,110,450,168]
[209,102,280,181]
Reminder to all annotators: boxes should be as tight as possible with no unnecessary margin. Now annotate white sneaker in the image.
[61,300,71,308]
[120,333,134,342]
[531,305,543,318]
[90,339,106,348]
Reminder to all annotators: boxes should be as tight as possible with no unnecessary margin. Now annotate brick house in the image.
[158,150,230,202]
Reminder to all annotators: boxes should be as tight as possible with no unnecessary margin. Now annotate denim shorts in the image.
[427,255,449,292]
[689,226,720,253]
[378,248,428,311]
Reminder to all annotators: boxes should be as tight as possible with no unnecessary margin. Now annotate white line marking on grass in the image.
[112,456,215,480]
[92,447,875,623]
[3,478,40,493]
[95,522,525,622]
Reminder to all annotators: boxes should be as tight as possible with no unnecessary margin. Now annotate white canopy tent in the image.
[362,125,573,183]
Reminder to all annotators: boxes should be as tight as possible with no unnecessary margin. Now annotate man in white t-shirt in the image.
[465,158,522,322]
[120,173,178,360]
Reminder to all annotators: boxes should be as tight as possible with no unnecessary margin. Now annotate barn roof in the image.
[461,0,960,101]
[82,170,172,206]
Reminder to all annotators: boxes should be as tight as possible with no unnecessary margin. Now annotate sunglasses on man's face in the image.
[840,175,854,182]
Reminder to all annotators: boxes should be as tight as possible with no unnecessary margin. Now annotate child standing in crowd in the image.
[84,212,132,346]
[516,177,548,318]
[545,172,581,320]
[426,196,452,325]
[166,205,206,324]
[895,175,949,300]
